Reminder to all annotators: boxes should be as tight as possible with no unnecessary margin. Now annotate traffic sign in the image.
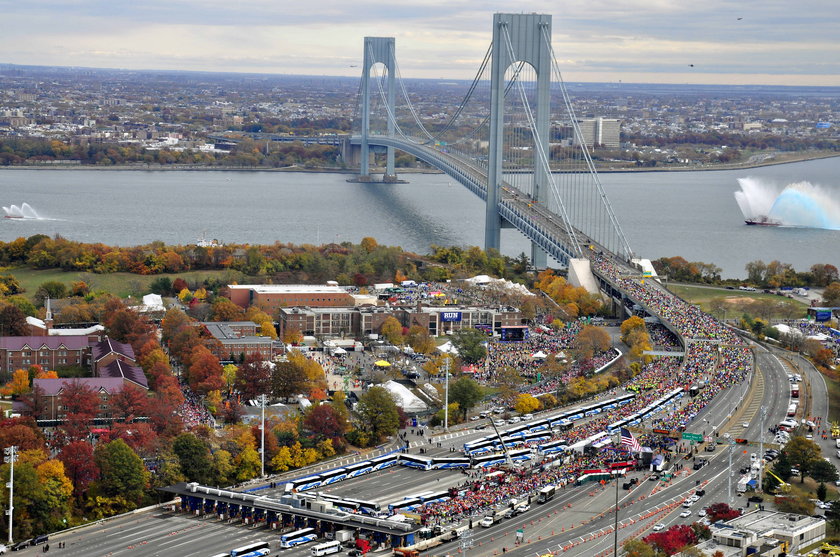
[682,432,703,442]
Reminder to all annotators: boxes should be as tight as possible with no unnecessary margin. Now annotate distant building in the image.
[25,377,144,421]
[575,117,621,148]
[0,336,91,373]
[277,305,523,339]
[200,321,284,362]
[227,284,354,312]
[689,510,825,556]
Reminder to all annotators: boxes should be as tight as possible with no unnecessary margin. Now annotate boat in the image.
[3,214,23,219]
[745,215,781,226]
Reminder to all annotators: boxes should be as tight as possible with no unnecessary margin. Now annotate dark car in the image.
[747,495,763,503]
[695,489,706,497]
[705,443,716,452]
[10,540,30,552]
[31,536,49,546]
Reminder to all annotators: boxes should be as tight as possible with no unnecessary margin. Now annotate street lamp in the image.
[612,433,621,557]
[4,445,17,544]
[257,394,268,478]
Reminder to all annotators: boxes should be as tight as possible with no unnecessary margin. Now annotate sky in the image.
[2,0,839,86]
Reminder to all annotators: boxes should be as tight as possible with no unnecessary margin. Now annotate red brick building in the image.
[227,285,354,312]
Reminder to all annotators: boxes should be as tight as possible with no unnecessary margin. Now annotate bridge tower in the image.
[359,37,397,182]
[487,13,553,269]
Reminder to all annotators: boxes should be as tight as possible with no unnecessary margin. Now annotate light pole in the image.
[257,394,268,478]
[612,433,621,556]
[443,357,450,431]
[4,445,17,544]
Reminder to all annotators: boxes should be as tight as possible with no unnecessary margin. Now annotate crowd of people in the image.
[178,383,215,428]
[419,255,757,524]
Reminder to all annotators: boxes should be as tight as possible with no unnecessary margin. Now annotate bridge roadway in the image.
[350,135,592,266]
[20,340,816,557]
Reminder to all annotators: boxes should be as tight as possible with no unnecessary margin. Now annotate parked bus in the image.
[430,457,471,469]
[320,468,347,485]
[345,461,373,478]
[537,485,555,503]
[398,454,433,471]
[388,497,423,513]
[280,528,318,549]
[463,437,497,455]
[342,497,381,514]
[370,454,398,471]
[311,541,342,556]
[537,439,568,455]
[230,541,271,556]
[285,475,323,493]
[471,452,507,468]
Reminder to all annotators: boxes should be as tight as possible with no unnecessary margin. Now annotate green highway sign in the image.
[682,432,703,442]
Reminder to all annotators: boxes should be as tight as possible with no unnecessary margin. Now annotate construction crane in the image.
[764,468,791,493]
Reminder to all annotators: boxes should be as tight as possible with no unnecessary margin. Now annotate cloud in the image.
[1,0,838,85]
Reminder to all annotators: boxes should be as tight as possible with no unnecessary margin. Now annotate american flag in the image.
[620,427,642,452]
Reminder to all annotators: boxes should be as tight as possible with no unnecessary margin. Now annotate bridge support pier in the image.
[359,36,397,183]
[487,13,553,263]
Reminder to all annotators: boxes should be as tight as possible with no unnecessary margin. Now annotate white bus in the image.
[280,528,317,549]
[310,541,342,556]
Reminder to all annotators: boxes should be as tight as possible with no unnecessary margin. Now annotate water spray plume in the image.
[734,178,840,230]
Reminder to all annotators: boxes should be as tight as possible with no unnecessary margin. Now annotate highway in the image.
[20,337,827,557]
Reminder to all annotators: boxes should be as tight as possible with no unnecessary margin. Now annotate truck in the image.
[537,485,556,503]
[737,475,752,493]
[334,530,355,544]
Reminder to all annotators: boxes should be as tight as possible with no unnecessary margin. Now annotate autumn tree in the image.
[405,325,436,354]
[0,368,31,396]
[303,404,349,442]
[0,302,29,336]
[514,393,541,415]
[187,345,224,395]
[236,354,272,399]
[380,316,404,345]
[209,297,246,321]
[58,440,99,499]
[573,325,612,362]
[107,383,150,420]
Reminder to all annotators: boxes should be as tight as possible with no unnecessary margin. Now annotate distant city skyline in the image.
[2,1,839,86]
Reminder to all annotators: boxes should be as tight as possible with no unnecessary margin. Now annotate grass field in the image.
[4,267,247,299]
[667,283,808,320]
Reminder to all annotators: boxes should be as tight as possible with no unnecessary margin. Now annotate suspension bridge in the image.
[344,12,641,287]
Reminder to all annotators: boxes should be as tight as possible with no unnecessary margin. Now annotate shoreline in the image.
[1,151,837,174]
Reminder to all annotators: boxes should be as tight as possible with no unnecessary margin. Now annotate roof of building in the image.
[227,284,349,295]
[92,337,136,362]
[26,317,106,337]
[0,335,90,351]
[722,510,824,534]
[33,377,126,396]
[99,360,148,389]
[201,322,256,340]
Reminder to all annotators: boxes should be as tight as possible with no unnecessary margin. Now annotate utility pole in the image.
[728,439,735,505]
[4,445,17,545]
[443,357,450,431]
[257,394,268,478]
[758,407,767,491]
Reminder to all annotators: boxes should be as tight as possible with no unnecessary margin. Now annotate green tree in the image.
[449,328,488,364]
[355,386,400,442]
[151,450,186,489]
[784,436,822,483]
[173,433,213,484]
[817,482,828,502]
[93,439,149,509]
[810,459,839,484]
[34,280,68,306]
[449,377,483,419]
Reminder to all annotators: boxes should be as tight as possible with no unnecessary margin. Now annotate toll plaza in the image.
[159,482,418,548]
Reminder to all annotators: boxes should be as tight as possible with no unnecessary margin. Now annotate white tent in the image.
[438,341,459,355]
[531,351,548,360]
[333,347,347,355]
[383,380,428,413]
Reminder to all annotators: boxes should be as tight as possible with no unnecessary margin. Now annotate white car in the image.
[742,422,750,429]
[480,516,494,528]
[683,500,694,508]
[679,510,692,518]
[697,509,706,517]
[653,523,665,532]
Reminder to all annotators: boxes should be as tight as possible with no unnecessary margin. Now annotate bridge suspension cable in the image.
[499,24,583,257]
[540,25,634,261]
